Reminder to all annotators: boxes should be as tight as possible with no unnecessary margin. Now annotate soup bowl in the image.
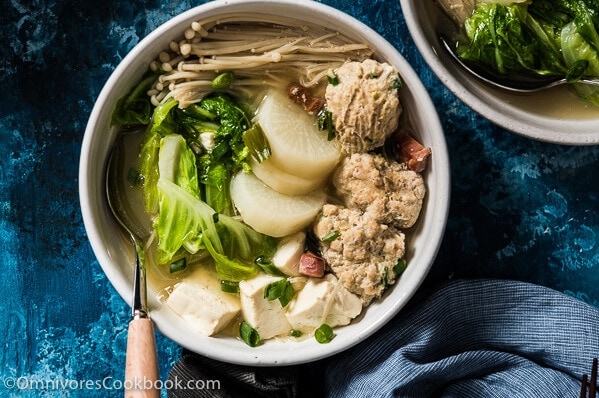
[79,0,450,365]
[401,0,599,145]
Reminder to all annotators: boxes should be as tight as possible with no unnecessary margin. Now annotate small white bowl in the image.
[79,0,450,365]
[401,0,599,145]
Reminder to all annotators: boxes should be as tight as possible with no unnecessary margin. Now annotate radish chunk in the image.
[230,170,326,237]
[249,158,325,196]
[254,89,341,180]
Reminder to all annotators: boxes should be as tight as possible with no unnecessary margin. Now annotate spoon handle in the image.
[124,318,160,398]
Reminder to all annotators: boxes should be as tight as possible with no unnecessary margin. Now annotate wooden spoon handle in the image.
[124,318,160,398]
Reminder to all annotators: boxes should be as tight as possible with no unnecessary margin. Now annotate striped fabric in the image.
[325,279,599,397]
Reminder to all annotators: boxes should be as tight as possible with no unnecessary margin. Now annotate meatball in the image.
[313,204,406,305]
[334,152,425,229]
[325,59,402,154]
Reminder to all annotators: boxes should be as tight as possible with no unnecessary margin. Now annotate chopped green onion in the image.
[211,71,235,89]
[239,321,260,347]
[290,329,302,338]
[327,73,339,85]
[127,167,143,186]
[221,280,240,293]
[168,258,187,273]
[242,123,271,163]
[317,108,336,141]
[392,77,402,90]
[368,72,379,79]
[321,230,341,243]
[254,256,284,276]
[315,324,334,344]
[394,258,407,278]
[264,279,294,307]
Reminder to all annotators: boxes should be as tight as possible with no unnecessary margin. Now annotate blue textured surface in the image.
[1,0,598,396]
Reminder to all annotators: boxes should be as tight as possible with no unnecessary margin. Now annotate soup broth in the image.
[114,14,429,342]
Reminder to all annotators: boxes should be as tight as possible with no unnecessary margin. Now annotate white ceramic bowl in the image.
[79,0,450,365]
[401,0,599,145]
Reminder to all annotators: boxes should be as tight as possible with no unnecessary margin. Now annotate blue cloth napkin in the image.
[325,279,599,397]
[167,279,599,397]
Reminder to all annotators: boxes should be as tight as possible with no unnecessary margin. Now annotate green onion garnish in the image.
[327,74,339,85]
[239,321,260,347]
[221,280,240,293]
[315,324,334,344]
[168,258,187,274]
[321,230,341,243]
[264,279,294,307]
[291,330,302,338]
[211,71,235,89]
[254,256,284,276]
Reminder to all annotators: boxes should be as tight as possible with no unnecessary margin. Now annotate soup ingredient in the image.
[140,93,260,215]
[286,274,362,333]
[272,232,306,277]
[334,153,426,229]
[147,17,372,107]
[313,204,406,305]
[239,321,261,347]
[434,0,477,26]
[230,170,326,237]
[325,59,403,154]
[249,158,325,196]
[393,131,432,173]
[239,274,292,340]
[561,20,599,105]
[165,268,241,336]
[254,89,341,180]
[286,82,324,114]
[264,278,295,307]
[298,252,326,278]
[314,324,335,344]
[148,133,276,281]
[110,73,157,128]
[453,1,599,105]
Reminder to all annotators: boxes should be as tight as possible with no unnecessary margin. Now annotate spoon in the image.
[105,136,160,398]
[439,36,599,93]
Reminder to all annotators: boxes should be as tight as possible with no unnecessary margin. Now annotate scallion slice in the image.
[239,321,260,347]
[264,279,294,307]
[315,324,334,344]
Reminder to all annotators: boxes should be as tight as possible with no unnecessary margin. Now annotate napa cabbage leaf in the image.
[456,0,599,104]
[151,134,276,281]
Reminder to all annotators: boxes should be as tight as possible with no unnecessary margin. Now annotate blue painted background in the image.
[1,0,598,396]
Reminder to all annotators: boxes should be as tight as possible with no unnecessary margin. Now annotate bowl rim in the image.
[79,0,451,365]
[400,0,599,146]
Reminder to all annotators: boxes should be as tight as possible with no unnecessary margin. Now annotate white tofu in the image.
[239,274,292,340]
[286,274,362,332]
[166,268,240,336]
[272,232,306,276]
[325,276,363,326]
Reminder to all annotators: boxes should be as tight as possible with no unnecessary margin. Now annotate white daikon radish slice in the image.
[250,158,325,196]
[230,170,326,237]
[254,89,341,179]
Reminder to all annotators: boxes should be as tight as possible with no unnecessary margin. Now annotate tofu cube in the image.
[239,274,292,340]
[272,232,306,276]
[325,275,363,326]
[286,274,362,332]
[166,274,241,336]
